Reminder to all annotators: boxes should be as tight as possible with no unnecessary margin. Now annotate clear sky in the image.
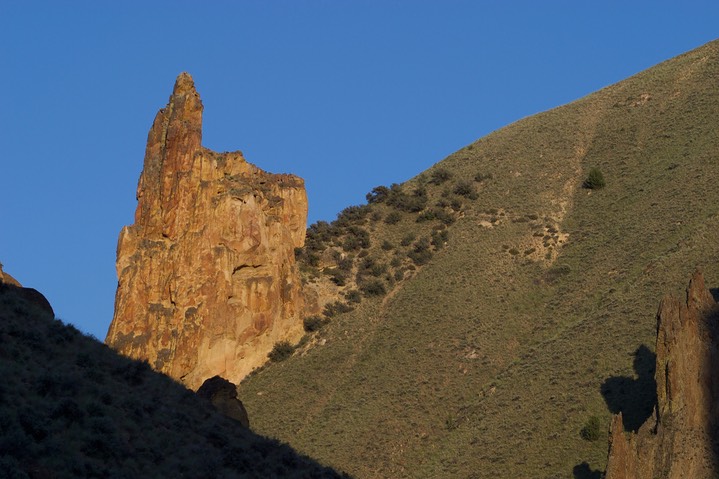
[1,1,717,339]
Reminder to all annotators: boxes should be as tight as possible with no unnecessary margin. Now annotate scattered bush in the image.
[583,167,606,189]
[303,316,325,333]
[323,301,353,318]
[408,238,433,265]
[381,240,394,251]
[342,226,370,251]
[345,290,362,303]
[429,168,453,185]
[431,230,449,249]
[400,234,416,247]
[268,341,295,362]
[359,280,387,297]
[454,181,478,199]
[384,211,402,225]
[580,416,601,441]
[325,268,348,286]
[335,205,372,227]
[386,184,428,212]
[366,185,390,204]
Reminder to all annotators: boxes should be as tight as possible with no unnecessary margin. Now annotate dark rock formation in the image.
[197,375,250,428]
[0,262,54,317]
[605,269,719,478]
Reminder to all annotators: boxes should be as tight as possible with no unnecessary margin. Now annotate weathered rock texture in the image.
[197,375,250,427]
[105,73,307,390]
[605,269,719,478]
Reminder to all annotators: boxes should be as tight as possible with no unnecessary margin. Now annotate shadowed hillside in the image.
[0,281,348,478]
[239,39,719,478]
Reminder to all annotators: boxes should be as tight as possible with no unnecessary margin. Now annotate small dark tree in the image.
[580,415,601,441]
[583,168,606,189]
[366,186,390,204]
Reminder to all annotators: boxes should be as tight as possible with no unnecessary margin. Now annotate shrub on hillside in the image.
[335,205,372,227]
[366,186,390,204]
[384,211,402,225]
[583,168,606,189]
[359,280,387,297]
[323,301,353,318]
[386,184,428,212]
[453,181,478,199]
[268,341,295,362]
[400,234,416,247]
[303,316,325,333]
[345,289,362,303]
[429,168,453,185]
[408,238,433,265]
[580,416,601,441]
[342,226,370,251]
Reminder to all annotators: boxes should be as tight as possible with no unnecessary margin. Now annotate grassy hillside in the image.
[0,282,348,478]
[239,39,719,478]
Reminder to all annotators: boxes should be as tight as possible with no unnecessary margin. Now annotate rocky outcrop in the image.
[0,262,54,317]
[197,375,250,428]
[605,269,719,478]
[0,262,21,287]
[105,73,308,390]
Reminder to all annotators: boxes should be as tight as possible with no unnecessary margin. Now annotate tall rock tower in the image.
[106,73,308,390]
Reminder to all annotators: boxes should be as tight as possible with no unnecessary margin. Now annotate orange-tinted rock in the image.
[605,269,719,478]
[105,73,307,390]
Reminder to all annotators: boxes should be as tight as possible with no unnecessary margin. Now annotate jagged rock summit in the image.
[106,73,308,390]
[605,269,719,478]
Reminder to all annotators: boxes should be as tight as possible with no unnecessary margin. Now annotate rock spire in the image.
[106,73,308,390]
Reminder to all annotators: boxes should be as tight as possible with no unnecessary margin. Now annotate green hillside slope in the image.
[0,282,348,478]
[240,39,719,478]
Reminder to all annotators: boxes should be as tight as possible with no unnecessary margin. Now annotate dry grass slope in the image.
[240,39,719,478]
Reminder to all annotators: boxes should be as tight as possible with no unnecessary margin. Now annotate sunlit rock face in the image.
[605,269,719,479]
[106,73,307,390]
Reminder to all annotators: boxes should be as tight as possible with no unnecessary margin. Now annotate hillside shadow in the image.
[572,462,602,479]
[600,344,657,431]
[710,287,719,303]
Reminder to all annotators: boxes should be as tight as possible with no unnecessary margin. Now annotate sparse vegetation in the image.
[583,167,606,189]
[303,316,325,333]
[242,41,719,479]
[268,340,295,362]
[429,168,453,185]
[580,416,601,441]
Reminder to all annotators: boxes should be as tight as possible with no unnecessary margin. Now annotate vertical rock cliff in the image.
[106,73,308,390]
[605,269,719,478]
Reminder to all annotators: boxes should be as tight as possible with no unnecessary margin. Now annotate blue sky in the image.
[1,1,717,339]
